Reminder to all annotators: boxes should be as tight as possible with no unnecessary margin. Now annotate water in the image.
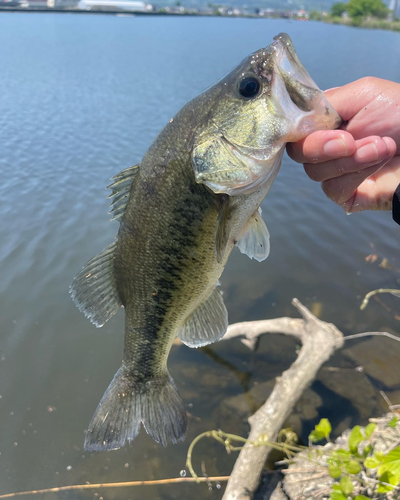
[1,13,400,499]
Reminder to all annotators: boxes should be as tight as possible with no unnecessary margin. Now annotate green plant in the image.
[185,417,400,498]
[309,419,400,498]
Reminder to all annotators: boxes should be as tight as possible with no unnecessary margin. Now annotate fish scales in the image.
[118,166,221,380]
[70,33,341,451]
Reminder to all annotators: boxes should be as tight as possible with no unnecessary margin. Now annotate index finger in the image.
[286,130,356,164]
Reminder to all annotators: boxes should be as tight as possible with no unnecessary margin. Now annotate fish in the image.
[70,33,341,452]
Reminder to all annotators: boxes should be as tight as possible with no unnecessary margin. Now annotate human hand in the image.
[287,77,400,212]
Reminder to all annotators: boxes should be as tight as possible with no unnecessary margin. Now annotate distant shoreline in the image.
[1,7,399,33]
[0,7,199,15]
[324,15,400,32]
[0,6,259,16]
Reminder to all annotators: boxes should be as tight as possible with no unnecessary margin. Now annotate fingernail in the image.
[323,138,348,158]
[356,142,379,162]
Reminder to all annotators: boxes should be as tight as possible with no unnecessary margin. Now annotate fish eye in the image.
[238,76,261,99]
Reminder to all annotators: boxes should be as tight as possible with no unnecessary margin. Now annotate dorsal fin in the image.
[107,164,140,222]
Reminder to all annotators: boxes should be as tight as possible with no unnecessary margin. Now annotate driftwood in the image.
[221,298,345,500]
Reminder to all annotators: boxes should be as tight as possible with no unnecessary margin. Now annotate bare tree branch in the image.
[221,298,344,500]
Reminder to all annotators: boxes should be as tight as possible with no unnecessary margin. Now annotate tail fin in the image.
[84,367,187,451]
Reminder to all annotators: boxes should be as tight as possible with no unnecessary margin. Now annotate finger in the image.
[304,136,394,182]
[346,157,400,212]
[321,163,386,208]
[286,130,356,164]
[321,140,396,209]
[321,138,397,211]
[324,77,391,122]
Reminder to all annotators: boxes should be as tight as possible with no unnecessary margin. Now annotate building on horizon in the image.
[78,0,152,10]
[48,0,79,7]
[389,0,400,16]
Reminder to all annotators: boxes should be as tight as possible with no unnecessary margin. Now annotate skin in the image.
[287,77,400,212]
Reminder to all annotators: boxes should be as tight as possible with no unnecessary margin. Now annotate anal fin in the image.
[178,287,228,348]
[70,242,122,327]
[236,207,270,262]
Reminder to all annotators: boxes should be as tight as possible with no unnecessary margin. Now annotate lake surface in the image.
[1,13,400,499]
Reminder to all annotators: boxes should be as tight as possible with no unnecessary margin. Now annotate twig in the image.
[282,468,325,474]
[0,476,231,499]
[380,390,395,409]
[360,288,400,310]
[186,430,308,483]
[344,331,400,342]
[288,472,329,483]
[360,470,400,491]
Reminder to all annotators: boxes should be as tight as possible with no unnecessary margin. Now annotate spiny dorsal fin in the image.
[236,207,270,262]
[178,287,228,348]
[107,164,140,222]
[70,242,122,327]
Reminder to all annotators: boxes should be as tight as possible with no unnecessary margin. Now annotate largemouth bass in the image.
[71,33,340,452]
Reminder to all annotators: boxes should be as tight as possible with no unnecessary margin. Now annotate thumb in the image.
[324,77,389,122]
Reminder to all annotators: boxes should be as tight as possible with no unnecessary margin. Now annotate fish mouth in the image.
[269,33,342,138]
[226,33,342,160]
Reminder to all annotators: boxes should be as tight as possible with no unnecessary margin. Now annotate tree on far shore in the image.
[331,2,347,16]
[346,0,388,18]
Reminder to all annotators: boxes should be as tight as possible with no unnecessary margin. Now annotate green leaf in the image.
[365,423,376,437]
[309,418,332,442]
[330,490,347,500]
[340,476,354,495]
[354,496,372,500]
[328,465,342,478]
[345,460,361,474]
[377,471,396,492]
[378,446,400,477]
[363,444,372,456]
[364,456,380,469]
[332,449,351,458]
[374,451,385,462]
[389,416,398,428]
[348,426,364,453]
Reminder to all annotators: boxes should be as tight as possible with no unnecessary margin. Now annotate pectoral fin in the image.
[215,195,232,264]
[178,287,228,348]
[236,207,270,262]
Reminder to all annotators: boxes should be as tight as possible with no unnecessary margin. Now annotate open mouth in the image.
[271,33,318,89]
[269,33,342,135]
